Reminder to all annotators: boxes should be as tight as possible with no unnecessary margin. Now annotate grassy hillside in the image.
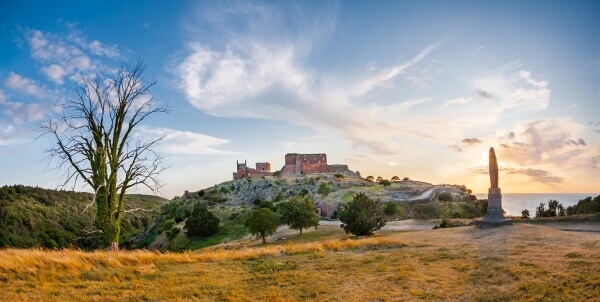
[0,185,167,249]
[132,173,486,250]
[1,224,598,301]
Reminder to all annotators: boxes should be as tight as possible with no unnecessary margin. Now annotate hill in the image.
[1,224,598,301]
[0,185,168,249]
[130,172,486,250]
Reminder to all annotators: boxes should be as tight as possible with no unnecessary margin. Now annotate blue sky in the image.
[1,0,599,197]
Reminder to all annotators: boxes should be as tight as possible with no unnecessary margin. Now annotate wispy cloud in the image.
[4,72,45,98]
[136,126,235,155]
[507,168,563,183]
[462,138,482,145]
[176,2,449,155]
[21,26,121,84]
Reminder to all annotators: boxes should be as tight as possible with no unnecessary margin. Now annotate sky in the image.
[0,0,599,197]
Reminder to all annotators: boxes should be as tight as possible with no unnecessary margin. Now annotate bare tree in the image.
[43,61,168,250]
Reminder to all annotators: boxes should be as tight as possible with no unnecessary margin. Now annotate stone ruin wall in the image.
[281,153,328,174]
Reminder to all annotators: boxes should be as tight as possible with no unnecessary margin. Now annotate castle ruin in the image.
[233,153,352,180]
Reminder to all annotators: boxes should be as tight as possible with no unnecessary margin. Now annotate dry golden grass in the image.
[1,224,599,301]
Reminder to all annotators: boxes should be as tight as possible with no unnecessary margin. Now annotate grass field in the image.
[1,224,599,301]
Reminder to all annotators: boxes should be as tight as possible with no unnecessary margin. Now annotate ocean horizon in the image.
[474,193,599,216]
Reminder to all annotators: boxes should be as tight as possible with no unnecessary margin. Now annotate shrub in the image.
[379,179,392,187]
[383,202,399,215]
[197,190,205,197]
[299,188,309,197]
[273,171,281,177]
[162,219,176,230]
[437,192,454,202]
[334,174,345,180]
[339,193,386,236]
[317,182,330,196]
[166,226,180,239]
[259,200,276,212]
[184,204,220,237]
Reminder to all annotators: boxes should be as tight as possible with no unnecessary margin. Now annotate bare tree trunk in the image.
[110,242,119,251]
[299,228,303,236]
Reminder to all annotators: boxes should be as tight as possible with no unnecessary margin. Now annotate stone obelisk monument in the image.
[475,147,512,228]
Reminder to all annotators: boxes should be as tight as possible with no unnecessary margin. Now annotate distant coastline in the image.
[474,193,598,216]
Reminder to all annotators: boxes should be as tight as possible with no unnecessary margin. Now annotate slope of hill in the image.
[130,172,486,250]
[0,185,167,249]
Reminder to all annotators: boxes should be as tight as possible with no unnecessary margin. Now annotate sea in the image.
[473,193,599,216]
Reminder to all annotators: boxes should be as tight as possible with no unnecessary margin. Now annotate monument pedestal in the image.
[475,188,512,228]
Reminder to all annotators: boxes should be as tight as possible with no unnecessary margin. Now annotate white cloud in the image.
[41,64,67,84]
[472,61,550,112]
[88,40,120,58]
[136,127,235,155]
[4,72,45,98]
[22,27,120,84]
[175,3,556,158]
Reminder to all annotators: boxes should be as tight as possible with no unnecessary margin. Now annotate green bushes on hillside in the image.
[0,185,165,249]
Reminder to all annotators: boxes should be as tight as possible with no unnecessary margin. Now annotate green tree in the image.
[246,208,279,243]
[44,61,168,250]
[317,182,330,196]
[391,176,400,182]
[339,193,387,236]
[366,176,374,182]
[521,209,530,219]
[379,179,392,187]
[376,176,383,182]
[278,196,320,235]
[535,203,545,218]
[184,204,220,237]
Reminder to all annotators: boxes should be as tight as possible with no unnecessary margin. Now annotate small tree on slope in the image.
[279,196,320,235]
[339,193,386,236]
[246,208,279,243]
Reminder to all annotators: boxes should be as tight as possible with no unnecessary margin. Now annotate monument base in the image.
[474,219,513,228]
[474,187,512,228]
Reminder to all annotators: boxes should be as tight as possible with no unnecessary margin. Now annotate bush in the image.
[166,226,180,239]
[299,188,309,197]
[317,182,330,196]
[184,204,220,237]
[383,202,399,215]
[379,179,392,187]
[340,193,386,236]
[437,192,454,202]
[273,171,281,177]
[162,219,176,230]
[334,174,345,180]
[259,200,276,211]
